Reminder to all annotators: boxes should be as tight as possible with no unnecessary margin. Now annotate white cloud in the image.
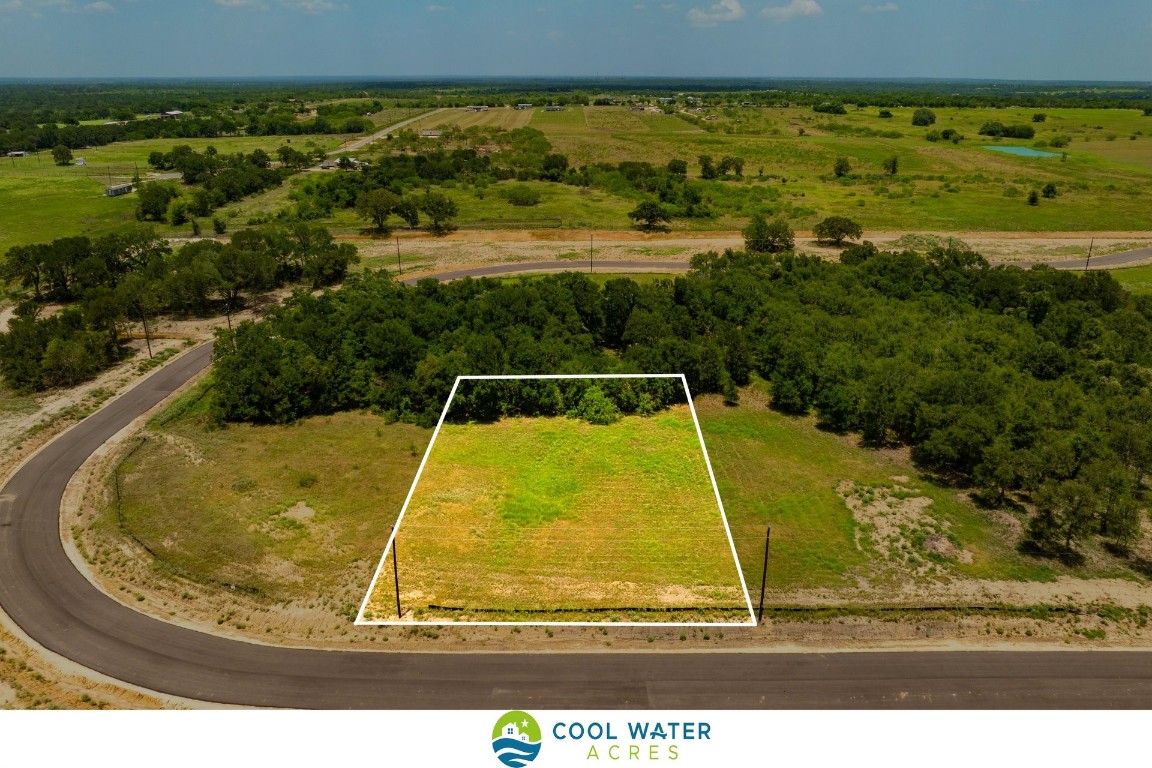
[214,0,266,7]
[687,0,743,27]
[281,0,337,12]
[860,2,897,11]
[0,0,23,11]
[426,3,446,11]
[761,0,822,21]
[80,0,114,10]
[661,2,678,9]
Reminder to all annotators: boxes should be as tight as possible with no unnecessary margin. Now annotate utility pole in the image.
[589,233,593,274]
[1084,237,1094,272]
[396,237,402,276]
[392,539,401,619]
[757,526,771,624]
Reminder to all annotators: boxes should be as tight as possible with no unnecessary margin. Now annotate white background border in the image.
[355,373,757,627]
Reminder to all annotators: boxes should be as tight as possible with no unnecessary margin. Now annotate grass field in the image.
[0,174,139,253]
[360,399,749,623]
[106,377,1138,622]
[108,380,430,599]
[0,134,347,249]
[1112,264,1152,294]
[410,107,534,132]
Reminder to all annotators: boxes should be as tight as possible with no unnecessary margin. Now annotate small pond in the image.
[982,145,1062,158]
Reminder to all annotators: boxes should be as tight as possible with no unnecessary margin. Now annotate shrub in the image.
[570,386,621,425]
[912,108,936,126]
[502,184,541,207]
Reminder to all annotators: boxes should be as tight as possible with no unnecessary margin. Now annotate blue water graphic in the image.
[982,145,1062,158]
[492,737,542,767]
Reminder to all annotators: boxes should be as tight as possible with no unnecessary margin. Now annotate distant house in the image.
[159,110,184,120]
[319,159,340,170]
[419,129,443,138]
[6,150,27,158]
[629,105,645,112]
[545,106,564,112]
[105,183,134,197]
[658,97,675,105]
[464,105,489,112]
[75,158,86,166]
[515,103,533,110]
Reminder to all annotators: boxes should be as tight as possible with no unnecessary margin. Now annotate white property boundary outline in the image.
[354,373,758,627]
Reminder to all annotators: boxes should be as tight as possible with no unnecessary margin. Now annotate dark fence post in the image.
[757,526,771,624]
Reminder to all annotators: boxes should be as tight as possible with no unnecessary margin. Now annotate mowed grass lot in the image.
[693,390,1063,595]
[362,404,750,622]
[1112,264,1152,294]
[109,380,430,598]
[0,174,138,253]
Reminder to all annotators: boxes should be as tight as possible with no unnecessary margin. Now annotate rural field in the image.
[213,102,1152,239]
[360,397,750,624]
[76,365,1152,646]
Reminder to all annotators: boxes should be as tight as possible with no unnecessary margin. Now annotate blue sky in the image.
[0,0,1149,80]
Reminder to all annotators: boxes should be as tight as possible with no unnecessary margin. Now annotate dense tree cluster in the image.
[445,378,686,424]
[0,224,358,391]
[979,122,1037,139]
[141,145,293,223]
[209,247,1152,558]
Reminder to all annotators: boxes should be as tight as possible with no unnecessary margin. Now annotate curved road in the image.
[399,246,1152,286]
[3,269,1152,708]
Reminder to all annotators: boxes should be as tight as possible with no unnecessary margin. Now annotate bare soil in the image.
[351,229,1152,278]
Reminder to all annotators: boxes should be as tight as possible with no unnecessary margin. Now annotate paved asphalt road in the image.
[327,108,447,156]
[1008,245,1152,270]
[4,263,1152,708]
[399,246,1152,286]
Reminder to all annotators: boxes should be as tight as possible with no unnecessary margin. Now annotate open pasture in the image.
[360,396,750,624]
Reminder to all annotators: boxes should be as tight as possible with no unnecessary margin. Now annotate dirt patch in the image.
[283,501,316,522]
[840,480,973,577]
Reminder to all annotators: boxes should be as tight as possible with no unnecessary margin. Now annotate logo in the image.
[492,710,542,767]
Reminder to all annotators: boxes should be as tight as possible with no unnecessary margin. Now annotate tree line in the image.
[0,224,358,390]
[206,246,1151,560]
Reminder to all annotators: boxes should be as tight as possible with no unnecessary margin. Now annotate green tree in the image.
[2,245,45,299]
[666,158,688,177]
[1027,479,1098,554]
[1028,189,1040,206]
[813,216,863,246]
[355,188,400,234]
[833,156,852,178]
[135,182,177,222]
[51,144,73,166]
[878,109,893,119]
[210,245,275,331]
[743,214,794,254]
[419,190,458,235]
[882,155,899,176]
[627,200,671,231]
[912,108,936,126]
[1042,182,1058,199]
[698,155,717,180]
[395,196,421,229]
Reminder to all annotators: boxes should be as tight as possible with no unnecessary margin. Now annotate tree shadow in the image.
[1016,538,1086,567]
